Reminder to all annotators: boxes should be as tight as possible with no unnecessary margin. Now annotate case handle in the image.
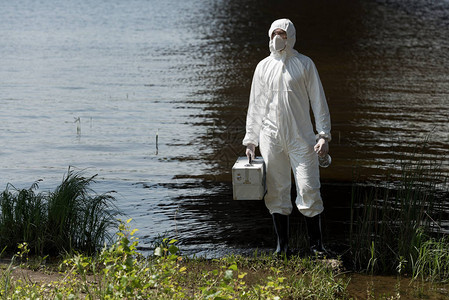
[245,156,253,167]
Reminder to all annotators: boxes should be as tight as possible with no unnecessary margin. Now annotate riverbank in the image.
[1,221,448,300]
[1,168,448,298]
[2,254,448,299]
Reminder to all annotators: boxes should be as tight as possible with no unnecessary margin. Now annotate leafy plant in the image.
[56,221,349,299]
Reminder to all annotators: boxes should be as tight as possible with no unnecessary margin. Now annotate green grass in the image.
[0,167,119,256]
[411,235,449,283]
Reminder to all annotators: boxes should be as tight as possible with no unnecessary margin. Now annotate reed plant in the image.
[0,181,47,255]
[46,169,119,255]
[349,141,448,277]
[411,235,449,282]
[0,167,119,256]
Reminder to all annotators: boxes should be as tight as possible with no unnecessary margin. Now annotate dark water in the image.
[1,0,448,258]
[167,0,449,255]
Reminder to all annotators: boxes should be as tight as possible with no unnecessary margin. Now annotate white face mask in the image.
[273,34,287,51]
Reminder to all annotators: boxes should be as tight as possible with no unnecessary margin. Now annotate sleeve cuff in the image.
[242,139,258,147]
[315,132,331,142]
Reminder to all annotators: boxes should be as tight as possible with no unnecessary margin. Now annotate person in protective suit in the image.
[243,18,331,256]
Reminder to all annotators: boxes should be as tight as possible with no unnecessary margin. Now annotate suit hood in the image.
[268,18,296,56]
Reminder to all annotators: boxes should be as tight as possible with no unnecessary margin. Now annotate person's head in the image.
[268,19,296,54]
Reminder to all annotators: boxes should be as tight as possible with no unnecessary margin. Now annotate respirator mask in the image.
[272,34,287,52]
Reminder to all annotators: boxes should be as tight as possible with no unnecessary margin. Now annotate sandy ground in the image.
[1,261,65,285]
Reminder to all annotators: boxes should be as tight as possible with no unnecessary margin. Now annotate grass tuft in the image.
[0,167,119,257]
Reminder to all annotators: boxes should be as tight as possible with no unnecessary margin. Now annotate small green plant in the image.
[367,241,377,275]
[154,237,180,258]
[15,242,30,264]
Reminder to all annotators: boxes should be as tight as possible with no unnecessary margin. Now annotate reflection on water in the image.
[178,0,449,252]
[194,0,449,183]
[1,0,448,258]
[348,0,449,181]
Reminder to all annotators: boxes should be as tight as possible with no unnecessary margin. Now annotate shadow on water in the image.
[155,181,354,255]
[150,0,449,259]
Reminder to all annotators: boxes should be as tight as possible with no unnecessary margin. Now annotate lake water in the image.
[1,0,448,257]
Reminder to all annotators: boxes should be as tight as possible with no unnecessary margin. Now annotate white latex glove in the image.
[245,143,256,162]
[314,138,329,157]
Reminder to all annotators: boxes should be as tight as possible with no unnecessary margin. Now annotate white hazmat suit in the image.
[243,19,331,218]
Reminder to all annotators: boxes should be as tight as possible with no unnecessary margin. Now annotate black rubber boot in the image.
[305,214,326,257]
[272,213,289,256]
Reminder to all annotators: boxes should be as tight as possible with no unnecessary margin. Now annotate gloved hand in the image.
[314,138,329,157]
[245,143,256,162]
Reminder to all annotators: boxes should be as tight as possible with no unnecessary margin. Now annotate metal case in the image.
[232,156,266,200]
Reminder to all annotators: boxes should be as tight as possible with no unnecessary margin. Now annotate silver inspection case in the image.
[232,156,266,200]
